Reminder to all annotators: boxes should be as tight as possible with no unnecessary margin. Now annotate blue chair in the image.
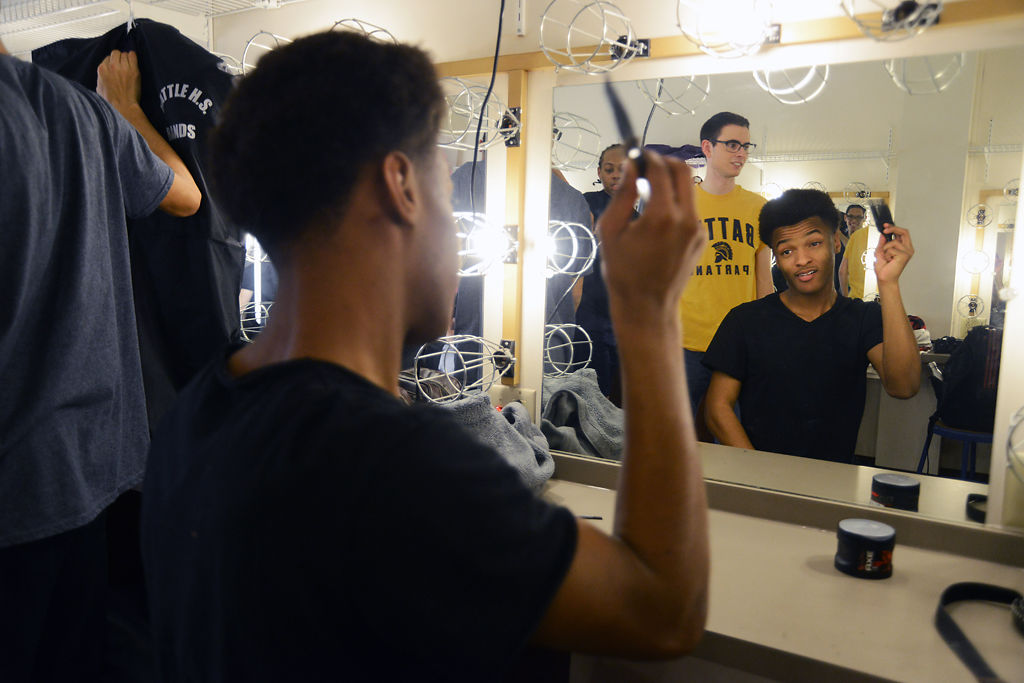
[916,418,993,480]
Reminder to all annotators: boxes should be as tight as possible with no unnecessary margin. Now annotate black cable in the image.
[640,78,664,148]
[546,273,584,327]
[469,0,506,219]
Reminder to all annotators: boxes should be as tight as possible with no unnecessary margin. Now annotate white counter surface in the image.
[544,479,1024,683]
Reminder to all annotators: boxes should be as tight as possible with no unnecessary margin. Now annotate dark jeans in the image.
[0,513,107,683]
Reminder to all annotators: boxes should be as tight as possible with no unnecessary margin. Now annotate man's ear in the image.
[700,139,713,158]
[380,151,418,228]
[833,231,842,254]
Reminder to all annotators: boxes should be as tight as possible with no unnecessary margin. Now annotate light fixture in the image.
[960,250,991,275]
[438,77,519,151]
[884,53,964,95]
[840,0,943,42]
[843,181,872,202]
[965,203,994,228]
[551,112,603,171]
[1005,178,1020,202]
[539,0,643,74]
[635,75,711,116]
[242,31,292,74]
[956,294,986,319]
[677,0,774,59]
[331,18,397,43]
[544,324,593,377]
[752,64,830,104]
[413,335,514,403]
[546,220,597,278]
[761,182,784,200]
[804,181,828,192]
[454,212,515,277]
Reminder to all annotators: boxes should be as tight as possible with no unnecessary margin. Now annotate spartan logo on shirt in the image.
[712,242,733,262]
[693,216,756,277]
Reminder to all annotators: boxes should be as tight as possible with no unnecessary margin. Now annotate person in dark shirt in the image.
[140,30,710,681]
[703,188,920,463]
[0,40,199,683]
[579,144,626,400]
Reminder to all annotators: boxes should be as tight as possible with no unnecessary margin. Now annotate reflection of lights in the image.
[1004,178,1020,201]
[546,221,597,277]
[677,0,774,59]
[454,212,514,277]
[752,65,830,105]
[861,248,874,271]
[965,203,993,228]
[960,250,990,275]
[544,324,592,377]
[956,295,985,319]
[761,182,783,200]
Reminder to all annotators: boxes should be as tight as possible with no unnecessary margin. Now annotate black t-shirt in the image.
[702,294,883,463]
[141,349,577,682]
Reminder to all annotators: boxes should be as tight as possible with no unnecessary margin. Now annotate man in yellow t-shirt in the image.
[839,204,871,300]
[679,112,772,436]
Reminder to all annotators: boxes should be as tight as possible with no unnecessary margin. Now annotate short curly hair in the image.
[209,31,444,257]
[758,188,839,247]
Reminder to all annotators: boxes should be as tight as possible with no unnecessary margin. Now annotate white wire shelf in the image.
[750,150,895,164]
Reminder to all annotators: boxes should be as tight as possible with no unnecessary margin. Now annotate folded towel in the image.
[541,368,624,461]
[440,393,554,492]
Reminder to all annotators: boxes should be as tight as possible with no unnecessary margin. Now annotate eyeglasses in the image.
[713,139,757,153]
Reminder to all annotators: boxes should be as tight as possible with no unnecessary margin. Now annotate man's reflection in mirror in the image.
[577,144,629,405]
[838,203,868,299]
[702,189,920,463]
[678,112,773,441]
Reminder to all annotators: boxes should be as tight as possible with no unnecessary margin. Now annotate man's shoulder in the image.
[732,185,768,208]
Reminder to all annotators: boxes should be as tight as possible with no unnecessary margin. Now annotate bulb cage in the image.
[413,335,514,404]
[552,112,603,171]
[547,220,597,278]
[753,64,830,105]
[676,0,774,59]
[544,324,593,377]
[539,0,642,74]
[884,52,964,95]
[438,77,520,151]
[840,0,943,42]
[635,75,711,116]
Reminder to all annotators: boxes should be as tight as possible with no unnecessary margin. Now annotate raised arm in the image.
[96,50,201,217]
[704,371,754,449]
[866,224,920,399]
[532,152,710,658]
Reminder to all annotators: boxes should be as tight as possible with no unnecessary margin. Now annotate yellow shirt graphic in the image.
[846,227,872,300]
[679,184,766,352]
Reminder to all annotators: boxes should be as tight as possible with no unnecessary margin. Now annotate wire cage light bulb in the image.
[804,181,828,192]
[551,112,603,171]
[546,220,597,278]
[331,18,397,43]
[1004,178,1020,202]
[761,182,784,200]
[635,75,711,116]
[413,335,513,403]
[454,212,515,277]
[544,324,593,377]
[438,77,519,151]
[966,203,994,228]
[960,250,990,275]
[752,64,830,105]
[840,0,943,42]
[677,0,774,59]
[884,53,964,95]
[539,0,642,74]
[956,294,986,319]
[242,31,292,73]
[843,182,872,202]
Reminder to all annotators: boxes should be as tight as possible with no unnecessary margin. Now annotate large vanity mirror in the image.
[540,44,1023,523]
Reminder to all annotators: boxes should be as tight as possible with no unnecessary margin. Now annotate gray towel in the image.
[541,368,624,461]
[440,393,554,492]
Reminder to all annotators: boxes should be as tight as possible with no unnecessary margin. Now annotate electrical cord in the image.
[469,0,506,219]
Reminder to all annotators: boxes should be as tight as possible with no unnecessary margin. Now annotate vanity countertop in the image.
[544,479,1024,683]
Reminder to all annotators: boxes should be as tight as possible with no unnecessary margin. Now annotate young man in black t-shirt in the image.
[702,189,920,463]
[140,31,711,681]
